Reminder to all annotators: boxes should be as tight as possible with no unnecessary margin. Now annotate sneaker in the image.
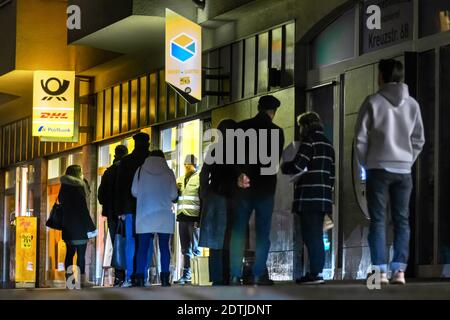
[390,271,406,285]
[254,275,274,286]
[380,273,389,285]
[174,276,192,285]
[121,280,133,288]
[229,276,242,286]
[296,273,325,285]
[144,281,152,288]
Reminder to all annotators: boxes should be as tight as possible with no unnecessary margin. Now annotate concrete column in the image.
[34,158,48,288]
[81,144,98,282]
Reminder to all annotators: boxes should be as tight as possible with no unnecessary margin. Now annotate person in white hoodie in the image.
[131,149,178,287]
[355,59,425,285]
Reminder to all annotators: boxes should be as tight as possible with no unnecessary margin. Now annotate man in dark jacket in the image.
[229,95,285,286]
[116,132,150,287]
[98,144,128,286]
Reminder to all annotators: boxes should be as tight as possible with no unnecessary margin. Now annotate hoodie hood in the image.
[60,174,85,187]
[141,156,171,175]
[379,83,410,107]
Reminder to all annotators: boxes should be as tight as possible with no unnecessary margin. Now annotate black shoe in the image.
[296,273,325,285]
[230,276,242,286]
[254,275,274,286]
[135,275,145,287]
[160,272,171,287]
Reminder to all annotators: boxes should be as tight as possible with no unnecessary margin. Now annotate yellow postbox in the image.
[15,216,37,287]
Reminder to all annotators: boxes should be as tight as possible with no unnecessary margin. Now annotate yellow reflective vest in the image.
[177,171,201,217]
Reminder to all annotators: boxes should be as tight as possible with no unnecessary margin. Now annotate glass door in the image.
[160,119,204,282]
[96,136,135,285]
[306,82,339,280]
[46,152,83,287]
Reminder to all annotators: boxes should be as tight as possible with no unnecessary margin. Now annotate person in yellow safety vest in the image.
[174,154,201,285]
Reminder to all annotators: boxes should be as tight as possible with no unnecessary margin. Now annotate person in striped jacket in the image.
[281,112,335,284]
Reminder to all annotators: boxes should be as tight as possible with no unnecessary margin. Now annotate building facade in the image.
[0,0,449,288]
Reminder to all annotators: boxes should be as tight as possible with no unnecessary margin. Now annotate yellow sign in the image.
[15,217,37,283]
[32,70,75,138]
[165,9,202,102]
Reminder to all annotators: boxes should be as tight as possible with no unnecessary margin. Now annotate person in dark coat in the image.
[229,95,285,286]
[97,144,128,287]
[116,132,150,287]
[199,119,237,285]
[59,164,96,288]
[281,112,335,284]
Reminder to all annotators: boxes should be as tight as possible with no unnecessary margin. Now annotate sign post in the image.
[32,71,76,140]
[165,9,202,103]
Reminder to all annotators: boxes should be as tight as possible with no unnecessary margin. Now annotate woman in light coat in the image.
[132,150,178,287]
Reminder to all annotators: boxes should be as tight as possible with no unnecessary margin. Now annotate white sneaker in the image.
[390,271,406,285]
[144,281,152,288]
[380,273,389,285]
[121,280,133,288]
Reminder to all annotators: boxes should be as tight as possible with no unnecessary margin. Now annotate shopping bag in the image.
[46,198,64,230]
[111,219,126,270]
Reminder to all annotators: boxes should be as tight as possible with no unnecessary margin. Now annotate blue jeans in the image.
[230,194,274,278]
[179,221,200,270]
[136,233,171,280]
[124,213,136,281]
[366,169,413,273]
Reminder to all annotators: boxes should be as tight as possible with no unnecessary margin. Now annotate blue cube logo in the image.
[170,33,196,63]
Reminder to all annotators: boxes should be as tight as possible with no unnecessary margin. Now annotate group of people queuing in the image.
[57,58,424,288]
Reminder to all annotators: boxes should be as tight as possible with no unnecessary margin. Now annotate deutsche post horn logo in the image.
[41,77,70,101]
[170,33,196,63]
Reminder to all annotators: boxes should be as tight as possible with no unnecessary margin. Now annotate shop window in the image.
[271,27,282,89]
[158,70,167,122]
[419,0,450,38]
[140,76,149,126]
[130,79,138,129]
[244,37,256,97]
[104,89,112,138]
[48,158,60,180]
[283,23,295,87]
[439,44,450,264]
[96,91,104,140]
[121,82,129,133]
[161,126,178,174]
[257,32,269,94]
[5,168,15,189]
[149,73,157,124]
[112,85,121,135]
[231,41,244,101]
[311,9,355,68]
[417,50,435,265]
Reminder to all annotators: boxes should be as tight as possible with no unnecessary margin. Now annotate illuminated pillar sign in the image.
[165,9,202,103]
[32,71,75,138]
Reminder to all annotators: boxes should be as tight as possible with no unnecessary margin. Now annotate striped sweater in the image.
[281,131,335,213]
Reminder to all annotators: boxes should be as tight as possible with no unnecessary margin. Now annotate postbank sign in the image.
[33,71,75,138]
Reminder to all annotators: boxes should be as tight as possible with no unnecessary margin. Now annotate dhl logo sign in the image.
[39,112,69,119]
[33,71,75,138]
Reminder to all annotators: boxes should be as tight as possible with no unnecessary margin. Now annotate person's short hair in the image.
[184,154,198,166]
[297,112,324,139]
[149,149,165,159]
[133,132,150,143]
[115,145,128,159]
[379,59,404,83]
[257,95,281,112]
[65,164,82,179]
